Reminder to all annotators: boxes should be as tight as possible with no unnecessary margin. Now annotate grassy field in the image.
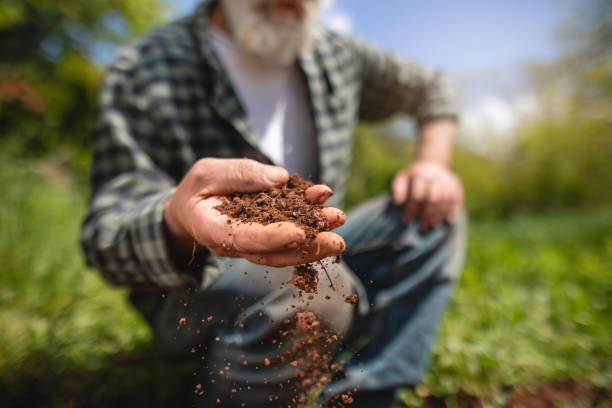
[1,148,610,407]
[414,209,612,406]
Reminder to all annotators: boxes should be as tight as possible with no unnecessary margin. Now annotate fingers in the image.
[404,175,427,223]
[240,232,346,267]
[193,158,289,196]
[193,197,346,256]
[447,203,459,224]
[304,184,334,204]
[391,171,409,205]
[304,185,345,228]
[192,199,306,254]
[321,207,346,229]
[394,161,466,231]
[413,177,463,232]
[420,182,443,231]
[231,222,307,253]
[446,181,463,223]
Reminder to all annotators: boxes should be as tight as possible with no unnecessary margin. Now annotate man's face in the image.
[221,0,325,65]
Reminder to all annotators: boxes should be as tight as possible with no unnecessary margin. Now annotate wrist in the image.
[412,157,449,169]
[163,198,194,262]
[416,119,455,167]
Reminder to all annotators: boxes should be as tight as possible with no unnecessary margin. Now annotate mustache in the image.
[254,0,314,16]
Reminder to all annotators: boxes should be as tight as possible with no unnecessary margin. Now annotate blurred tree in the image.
[0,0,167,153]
[345,124,415,209]
[346,0,612,217]
[509,0,612,211]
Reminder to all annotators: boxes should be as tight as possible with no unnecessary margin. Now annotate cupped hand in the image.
[391,160,463,231]
[164,158,346,267]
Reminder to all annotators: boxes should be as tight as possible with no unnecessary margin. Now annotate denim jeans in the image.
[130,195,466,407]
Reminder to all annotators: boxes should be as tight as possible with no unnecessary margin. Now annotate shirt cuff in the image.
[128,190,201,290]
[416,112,459,127]
[416,73,460,126]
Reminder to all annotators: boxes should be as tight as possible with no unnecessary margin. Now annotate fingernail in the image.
[317,190,333,204]
[264,167,287,185]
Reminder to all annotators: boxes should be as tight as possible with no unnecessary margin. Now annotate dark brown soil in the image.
[344,294,358,304]
[422,380,612,408]
[292,264,319,293]
[282,311,347,407]
[213,174,358,406]
[215,174,333,293]
[506,380,611,408]
[215,173,330,242]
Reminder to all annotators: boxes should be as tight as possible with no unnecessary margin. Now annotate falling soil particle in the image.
[282,311,347,407]
[296,310,320,332]
[344,294,358,304]
[213,175,354,405]
[292,264,319,293]
[341,393,355,404]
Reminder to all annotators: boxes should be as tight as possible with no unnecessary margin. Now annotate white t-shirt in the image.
[209,27,317,179]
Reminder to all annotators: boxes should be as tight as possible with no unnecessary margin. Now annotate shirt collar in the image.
[190,1,261,150]
[190,1,340,184]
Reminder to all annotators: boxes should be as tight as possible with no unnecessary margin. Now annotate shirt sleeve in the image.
[350,38,459,125]
[80,61,201,291]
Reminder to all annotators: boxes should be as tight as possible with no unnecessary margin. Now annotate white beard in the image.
[221,0,323,66]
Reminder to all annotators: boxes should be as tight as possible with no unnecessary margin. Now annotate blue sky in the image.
[324,0,564,74]
[164,0,569,150]
[170,0,565,75]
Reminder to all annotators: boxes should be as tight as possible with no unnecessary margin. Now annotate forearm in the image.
[416,119,456,167]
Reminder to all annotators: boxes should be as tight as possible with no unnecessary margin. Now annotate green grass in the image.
[0,149,150,375]
[413,209,612,405]
[1,146,610,406]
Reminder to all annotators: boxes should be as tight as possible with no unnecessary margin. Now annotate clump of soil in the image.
[293,264,319,293]
[215,174,329,241]
[344,294,358,304]
[295,310,320,332]
[341,393,355,405]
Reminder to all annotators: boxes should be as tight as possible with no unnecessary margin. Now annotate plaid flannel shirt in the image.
[80,0,458,290]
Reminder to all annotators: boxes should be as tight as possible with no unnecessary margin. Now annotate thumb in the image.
[203,158,289,195]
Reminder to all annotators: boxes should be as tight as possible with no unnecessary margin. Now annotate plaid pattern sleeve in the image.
[80,47,200,291]
[347,36,459,125]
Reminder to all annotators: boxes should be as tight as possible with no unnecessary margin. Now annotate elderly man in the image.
[81,0,466,406]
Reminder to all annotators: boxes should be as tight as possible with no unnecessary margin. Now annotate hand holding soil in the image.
[163,158,346,266]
